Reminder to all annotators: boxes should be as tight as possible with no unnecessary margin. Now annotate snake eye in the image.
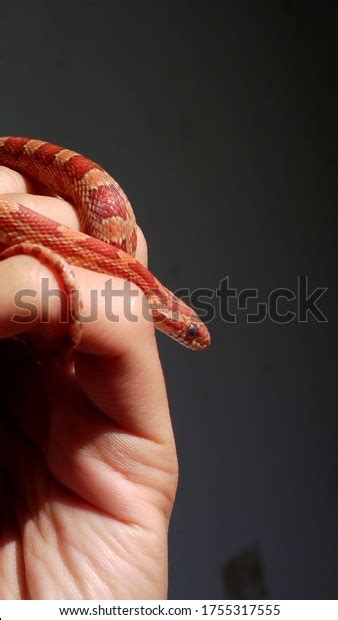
[186,323,199,339]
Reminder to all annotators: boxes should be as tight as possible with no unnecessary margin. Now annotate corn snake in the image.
[0,137,210,358]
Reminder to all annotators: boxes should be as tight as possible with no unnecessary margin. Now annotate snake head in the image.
[151,288,211,350]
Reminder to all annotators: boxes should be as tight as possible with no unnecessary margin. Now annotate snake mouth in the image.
[175,333,211,351]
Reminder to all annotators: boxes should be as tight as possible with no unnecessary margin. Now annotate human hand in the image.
[0,166,178,599]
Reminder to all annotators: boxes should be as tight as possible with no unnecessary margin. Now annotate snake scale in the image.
[0,137,210,356]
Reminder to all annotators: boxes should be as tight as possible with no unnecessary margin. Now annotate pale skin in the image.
[0,166,178,599]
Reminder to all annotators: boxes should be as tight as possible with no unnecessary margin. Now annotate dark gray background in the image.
[0,1,336,599]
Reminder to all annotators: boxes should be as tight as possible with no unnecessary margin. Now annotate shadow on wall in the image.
[223,545,268,599]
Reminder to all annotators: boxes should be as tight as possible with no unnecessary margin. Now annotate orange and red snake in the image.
[0,137,210,357]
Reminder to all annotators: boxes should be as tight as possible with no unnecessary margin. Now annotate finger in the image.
[0,165,47,195]
[3,192,80,231]
[1,192,147,266]
[0,254,169,436]
[0,252,176,524]
[0,163,148,264]
[61,265,170,438]
[50,266,176,520]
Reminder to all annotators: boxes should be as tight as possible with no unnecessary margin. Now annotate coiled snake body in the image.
[0,137,210,356]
